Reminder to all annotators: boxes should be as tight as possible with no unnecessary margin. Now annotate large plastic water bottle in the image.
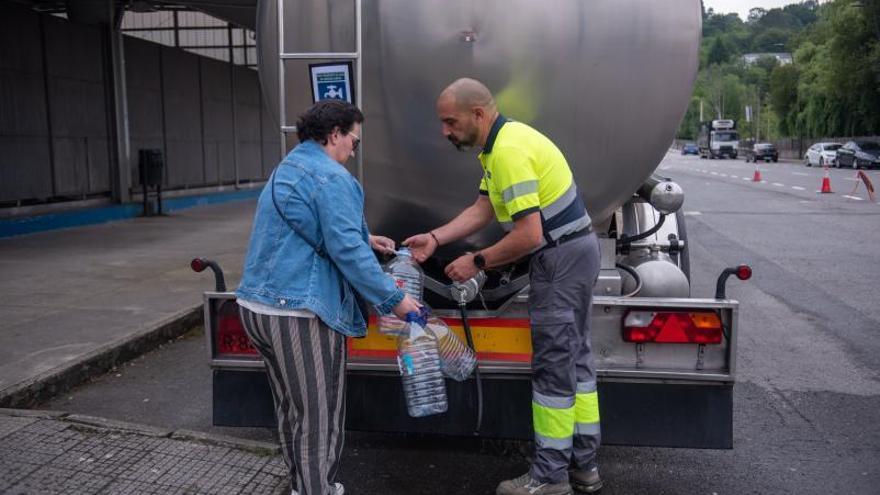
[379,248,425,336]
[426,317,477,382]
[397,311,448,418]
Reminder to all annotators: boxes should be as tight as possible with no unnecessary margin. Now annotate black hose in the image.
[459,304,483,436]
[617,213,667,247]
[616,262,643,297]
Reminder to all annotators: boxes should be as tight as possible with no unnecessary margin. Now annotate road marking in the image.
[730,175,738,179]
[720,173,728,177]
[711,172,719,175]
[684,211,702,216]
[792,186,806,191]
[792,172,809,176]
[844,178,859,182]
[842,195,864,201]
[772,182,785,187]
[742,177,751,181]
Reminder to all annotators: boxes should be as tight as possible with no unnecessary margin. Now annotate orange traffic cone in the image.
[820,166,833,194]
[752,165,762,182]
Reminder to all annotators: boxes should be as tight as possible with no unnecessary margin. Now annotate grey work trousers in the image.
[527,232,602,484]
[238,307,346,495]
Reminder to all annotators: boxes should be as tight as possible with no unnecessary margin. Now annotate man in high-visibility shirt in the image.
[404,78,603,495]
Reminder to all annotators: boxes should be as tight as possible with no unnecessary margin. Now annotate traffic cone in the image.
[820,166,833,194]
[752,165,762,182]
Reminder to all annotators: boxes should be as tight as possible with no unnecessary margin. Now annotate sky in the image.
[703,0,805,20]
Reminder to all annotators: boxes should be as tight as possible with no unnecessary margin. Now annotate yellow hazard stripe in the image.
[532,401,575,439]
[575,391,600,424]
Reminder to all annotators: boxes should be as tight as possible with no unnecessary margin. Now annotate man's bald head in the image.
[438,78,496,112]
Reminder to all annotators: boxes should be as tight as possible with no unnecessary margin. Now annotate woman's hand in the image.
[392,294,423,319]
[369,234,396,255]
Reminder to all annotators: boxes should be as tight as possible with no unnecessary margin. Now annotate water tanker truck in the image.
[193,0,749,449]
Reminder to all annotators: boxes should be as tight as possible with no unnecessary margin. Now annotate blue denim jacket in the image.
[236,140,404,337]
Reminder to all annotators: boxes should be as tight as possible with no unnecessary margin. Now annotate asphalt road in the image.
[41,151,880,494]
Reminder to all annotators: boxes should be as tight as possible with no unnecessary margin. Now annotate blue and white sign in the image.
[309,62,354,104]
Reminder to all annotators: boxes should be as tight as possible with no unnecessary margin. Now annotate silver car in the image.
[804,142,842,167]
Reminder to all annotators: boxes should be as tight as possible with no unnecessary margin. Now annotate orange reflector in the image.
[623,310,723,344]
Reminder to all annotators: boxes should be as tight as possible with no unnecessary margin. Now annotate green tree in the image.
[769,64,800,134]
[707,37,733,65]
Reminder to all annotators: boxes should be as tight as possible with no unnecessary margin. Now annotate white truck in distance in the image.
[699,119,740,159]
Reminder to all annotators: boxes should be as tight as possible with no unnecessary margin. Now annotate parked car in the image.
[835,140,880,169]
[803,142,842,167]
[681,143,699,155]
[745,143,778,163]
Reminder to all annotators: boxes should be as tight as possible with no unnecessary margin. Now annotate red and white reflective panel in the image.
[623,310,723,344]
[215,304,258,357]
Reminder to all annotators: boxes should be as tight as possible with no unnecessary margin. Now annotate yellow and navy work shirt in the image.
[478,115,591,246]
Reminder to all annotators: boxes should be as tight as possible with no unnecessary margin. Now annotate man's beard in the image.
[448,129,478,152]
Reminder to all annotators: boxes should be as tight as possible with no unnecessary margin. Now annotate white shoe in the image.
[290,482,344,495]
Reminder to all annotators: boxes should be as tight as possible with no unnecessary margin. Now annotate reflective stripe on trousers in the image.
[527,232,601,484]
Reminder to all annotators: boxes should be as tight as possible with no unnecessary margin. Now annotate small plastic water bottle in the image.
[426,317,477,382]
[397,310,448,418]
[379,248,426,336]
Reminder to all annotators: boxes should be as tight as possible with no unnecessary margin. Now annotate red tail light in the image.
[736,265,752,280]
[623,310,723,344]
[191,258,207,272]
[214,302,258,357]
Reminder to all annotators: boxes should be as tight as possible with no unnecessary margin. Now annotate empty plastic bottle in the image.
[397,310,448,418]
[379,248,425,336]
[426,317,477,382]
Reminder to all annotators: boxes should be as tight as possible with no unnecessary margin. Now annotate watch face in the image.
[473,254,486,269]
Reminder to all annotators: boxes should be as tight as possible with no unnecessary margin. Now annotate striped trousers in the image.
[527,233,602,484]
[239,306,346,495]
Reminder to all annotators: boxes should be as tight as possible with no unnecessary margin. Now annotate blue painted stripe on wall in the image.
[0,188,262,239]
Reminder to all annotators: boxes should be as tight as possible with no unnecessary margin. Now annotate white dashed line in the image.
[720,173,728,177]
[791,186,806,191]
[772,182,785,187]
[792,172,809,176]
[710,172,718,175]
[684,211,702,216]
[743,177,751,181]
[731,175,738,179]
[844,178,859,182]
[842,195,864,201]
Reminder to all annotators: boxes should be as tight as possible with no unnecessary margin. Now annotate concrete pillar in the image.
[108,4,131,203]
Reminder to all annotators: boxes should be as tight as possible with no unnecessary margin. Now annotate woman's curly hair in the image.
[295,100,364,145]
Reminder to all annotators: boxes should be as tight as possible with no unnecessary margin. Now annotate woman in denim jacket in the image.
[236,100,421,495]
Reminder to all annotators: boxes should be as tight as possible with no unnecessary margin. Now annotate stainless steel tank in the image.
[257,0,701,255]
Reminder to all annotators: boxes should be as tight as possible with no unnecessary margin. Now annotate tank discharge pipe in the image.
[615,262,643,297]
[450,271,487,436]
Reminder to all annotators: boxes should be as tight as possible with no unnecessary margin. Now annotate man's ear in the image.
[473,106,485,122]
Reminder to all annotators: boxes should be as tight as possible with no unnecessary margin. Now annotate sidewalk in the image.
[0,200,256,407]
[0,408,286,494]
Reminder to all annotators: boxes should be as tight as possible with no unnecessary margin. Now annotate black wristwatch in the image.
[473,253,487,270]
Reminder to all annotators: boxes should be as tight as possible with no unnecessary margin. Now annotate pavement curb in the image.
[171,429,281,456]
[65,413,173,437]
[0,305,202,409]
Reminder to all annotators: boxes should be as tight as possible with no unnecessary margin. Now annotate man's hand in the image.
[392,293,423,319]
[445,253,479,283]
[369,234,396,255]
[402,233,438,263]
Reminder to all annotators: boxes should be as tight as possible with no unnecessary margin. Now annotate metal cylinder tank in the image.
[257,0,701,255]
